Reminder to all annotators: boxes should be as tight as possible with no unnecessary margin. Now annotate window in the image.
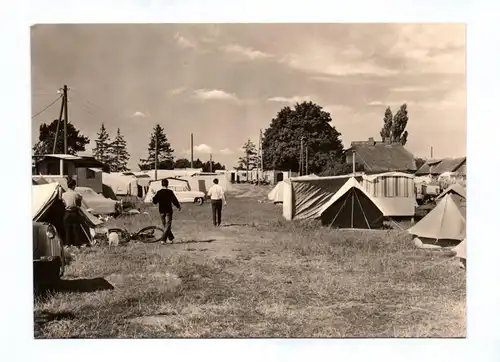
[86,168,95,179]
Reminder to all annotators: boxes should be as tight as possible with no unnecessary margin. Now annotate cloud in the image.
[169,87,185,95]
[222,44,272,60]
[367,101,385,107]
[390,86,428,93]
[268,96,313,104]
[131,111,149,117]
[193,89,239,102]
[219,148,233,155]
[174,33,197,49]
[194,144,213,154]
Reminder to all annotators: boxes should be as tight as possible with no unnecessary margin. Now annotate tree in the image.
[109,128,130,172]
[201,160,225,172]
[380,107,393,143]
[138,124,175,170]
[415,157,426,170]
[392,104,409,145]
[92,123,113,166]
[261,101,344,174]
[238,140,258,180]
[379,104,409,145]
[33,119,90,155]
[174,158,191,169]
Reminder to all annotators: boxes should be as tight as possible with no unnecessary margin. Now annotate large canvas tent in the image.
[32,183,102,245]
[319,178,384,229]
[361,172,415,217]
[408,194,466,247]
[282,174,363,220]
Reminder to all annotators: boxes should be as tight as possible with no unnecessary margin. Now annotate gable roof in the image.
[415,157,466,175]
[347,141,416,174]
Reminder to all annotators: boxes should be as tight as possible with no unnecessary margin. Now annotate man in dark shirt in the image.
[152,179,181,244]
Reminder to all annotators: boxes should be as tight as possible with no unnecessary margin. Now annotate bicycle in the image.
[92,225,165,246]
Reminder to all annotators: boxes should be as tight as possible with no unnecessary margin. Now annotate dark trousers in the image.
[160,212,175,241]
[211,199,223,226]
[63,210,80,246]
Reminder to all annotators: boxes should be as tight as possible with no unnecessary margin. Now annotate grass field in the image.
[34,184,466,338]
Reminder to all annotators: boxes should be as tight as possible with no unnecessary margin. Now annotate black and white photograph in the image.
[31,23,466,338]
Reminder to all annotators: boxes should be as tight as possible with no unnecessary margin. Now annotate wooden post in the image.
[154,133,158,181]
[63,85,68,154]
[191,133,194,168]
[352,151,356,175]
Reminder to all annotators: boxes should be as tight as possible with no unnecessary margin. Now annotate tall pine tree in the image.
[138,124,175,170]
[92,123,113,165]
[109,128,130,172]
[380,107,393,143]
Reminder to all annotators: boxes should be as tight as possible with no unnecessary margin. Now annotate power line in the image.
[31,95,62,119]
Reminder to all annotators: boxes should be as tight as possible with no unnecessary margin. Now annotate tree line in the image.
[33,101,412,176]
[32,120,226,173]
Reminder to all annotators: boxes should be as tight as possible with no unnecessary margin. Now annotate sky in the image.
[30,23,466,170]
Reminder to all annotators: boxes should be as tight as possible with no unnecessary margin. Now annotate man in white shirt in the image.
[207,178,226,227]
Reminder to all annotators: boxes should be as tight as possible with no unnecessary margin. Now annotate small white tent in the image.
[268,181,285,203]
[408,194,466,248]
[102,172,139,196]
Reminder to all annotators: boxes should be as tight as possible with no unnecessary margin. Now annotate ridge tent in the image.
[408,193,465,248]
[319,177,385,229]
[436,183,466,201]
[32,182,103,245]
[282,174,363,221]
[268,181,285,204]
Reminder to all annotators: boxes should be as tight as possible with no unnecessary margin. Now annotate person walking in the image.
[207,178,226,227]
[152,179,181,244]
[61,179,83,246]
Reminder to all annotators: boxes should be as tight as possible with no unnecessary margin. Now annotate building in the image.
[33,154,105,193]
[415,157,466,187]
[345,138,417,174]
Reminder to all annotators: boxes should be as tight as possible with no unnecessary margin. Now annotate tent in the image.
[453,238,466,259]
[436,183,466,201]
[32,183,103,245]
[268,181,285,203]
[189,173,231,193]
[319,177,385,229]
[282,174,363,220]
[361,172,415,217]
[102,172,139,196]
[408,194,466,247]
[144,178,190,203]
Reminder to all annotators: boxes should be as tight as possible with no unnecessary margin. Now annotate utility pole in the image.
[209,153,213,173]
[300,136,304,176]
[260,129,264,173]
[154,133,158,181]
[257,130,261,186]
[430,146,433,158]
[305,145,308,176]
[63,85,68,154]
[53,93,65,154]
[190,133,194,168]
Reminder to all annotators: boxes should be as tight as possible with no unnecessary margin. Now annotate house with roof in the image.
[345,138,417,174]
[33,154,106,193]
[415,156,466,187]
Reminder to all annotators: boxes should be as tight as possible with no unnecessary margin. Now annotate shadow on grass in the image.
[57,278,115,293]
[221,223,253,227]
[174,239,216,244]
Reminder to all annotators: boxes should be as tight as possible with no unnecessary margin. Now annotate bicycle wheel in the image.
[135,226,164,243]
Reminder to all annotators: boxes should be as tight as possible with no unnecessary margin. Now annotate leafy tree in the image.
[380,107,393,143]
[201,160,225,173]
[238,140,258,180]
[92,123,113,166]
[415,157,426,170]
[392,104,409,145]
[193,158,204,169]
[379,104,409,145]
[109,128,130,172]
[33,119,90,155]
[174,158,191,169]
[321,163,364,176]
[138,124,175,170]
[261,101,344,174]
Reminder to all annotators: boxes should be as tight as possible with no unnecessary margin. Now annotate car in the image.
[75,186,120,215]
[168,185,206,205]
[33,221,65,291]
